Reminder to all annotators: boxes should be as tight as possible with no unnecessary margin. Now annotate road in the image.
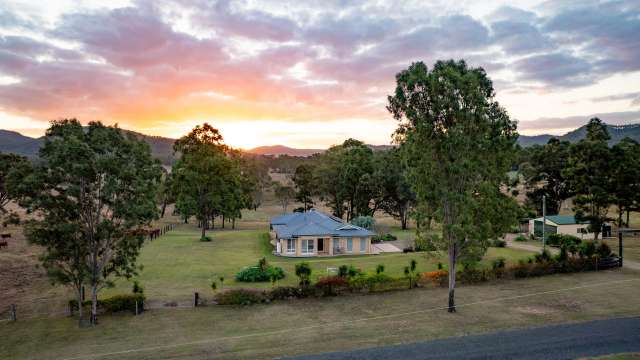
[291,317,640,360]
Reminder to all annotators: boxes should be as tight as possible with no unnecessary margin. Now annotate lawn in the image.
[105,223,533,303]
[2,269,640,359]
[603,236,640,263]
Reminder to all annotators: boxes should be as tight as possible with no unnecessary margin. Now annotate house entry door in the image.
[317,238,324,252]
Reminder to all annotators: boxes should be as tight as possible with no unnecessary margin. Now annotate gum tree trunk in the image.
[447,242,457,313]
[90,285,98,325]
[76,285,83,326]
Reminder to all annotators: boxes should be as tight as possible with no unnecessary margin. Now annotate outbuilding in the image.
[528,215,611,240]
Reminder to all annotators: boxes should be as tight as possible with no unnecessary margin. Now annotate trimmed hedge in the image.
[215,289,267,305]
[69,293,145,314]
[268,286,303,300]
[235,265,285,282]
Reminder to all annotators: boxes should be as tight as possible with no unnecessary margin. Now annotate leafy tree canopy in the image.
[389,60,519,312]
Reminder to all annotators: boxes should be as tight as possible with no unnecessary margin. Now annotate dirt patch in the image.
[515,305,557,315]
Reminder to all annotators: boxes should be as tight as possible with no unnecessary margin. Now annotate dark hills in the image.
[2,122,639,162]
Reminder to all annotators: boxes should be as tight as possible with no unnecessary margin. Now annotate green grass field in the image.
[3,200,640,359]
[104,223,532,302]
[3,270,640,359]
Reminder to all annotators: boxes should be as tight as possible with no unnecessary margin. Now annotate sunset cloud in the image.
[0,0,639,147]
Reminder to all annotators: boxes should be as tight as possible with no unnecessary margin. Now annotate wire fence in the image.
[0,224,181,324]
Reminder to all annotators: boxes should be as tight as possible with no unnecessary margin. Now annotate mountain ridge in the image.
[2,122,639,161]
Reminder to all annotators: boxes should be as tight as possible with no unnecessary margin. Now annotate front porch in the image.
[274,236,365,257]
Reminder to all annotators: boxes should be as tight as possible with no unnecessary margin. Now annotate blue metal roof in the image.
[270,210,375,239]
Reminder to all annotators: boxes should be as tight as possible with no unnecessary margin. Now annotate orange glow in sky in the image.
[1,1,639,148]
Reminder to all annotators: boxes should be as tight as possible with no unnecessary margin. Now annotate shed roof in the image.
[270,210,375,239]
[534,215,590,225]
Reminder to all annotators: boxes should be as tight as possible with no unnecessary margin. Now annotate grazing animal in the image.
[0,241,7,249]
[0,233,10,239]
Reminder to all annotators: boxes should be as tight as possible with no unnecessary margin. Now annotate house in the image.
[528,215,611,240]
[270,210,375,257]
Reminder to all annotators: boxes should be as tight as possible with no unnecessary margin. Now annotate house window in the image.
[287,239,296,254]
[333,238,340,253]
[577,227,590,234]
[347,238,353,252]
[301,239,314,254]
[360,238,366,252]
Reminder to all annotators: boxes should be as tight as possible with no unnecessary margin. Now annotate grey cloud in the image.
[188,0,299,42]
[512,52,595,87]
[53,5,227,70]
[490,20,554,54]
[518,110,640,131]
[544,1,640,74]
[591,92,640,103]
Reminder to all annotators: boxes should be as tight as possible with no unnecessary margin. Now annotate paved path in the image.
[371,243,402,254]
[291,317,640,360]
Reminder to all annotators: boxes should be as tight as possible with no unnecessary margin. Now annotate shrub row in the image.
[419,249,618,287]
[69,293,145,314]
[216,272,418,305]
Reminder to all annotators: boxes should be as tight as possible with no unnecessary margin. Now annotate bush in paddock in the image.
[372,233,398,243]
[457,265,491,284]
[235,258,285,283]
[351,216,375,230]
[69,293,145,314]
[596,242,612,258]
[513,235,528,242]
[547,233,581,248]
[490,239,506,248]
[132,280,144,295]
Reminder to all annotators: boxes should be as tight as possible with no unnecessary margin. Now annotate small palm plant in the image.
[295,262,312,288]
[404,259,418,289]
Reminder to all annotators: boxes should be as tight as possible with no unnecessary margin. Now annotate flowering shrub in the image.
[421,270,448,287]
[316,276,349,296]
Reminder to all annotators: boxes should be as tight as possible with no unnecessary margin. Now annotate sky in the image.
[0,0,639,149]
